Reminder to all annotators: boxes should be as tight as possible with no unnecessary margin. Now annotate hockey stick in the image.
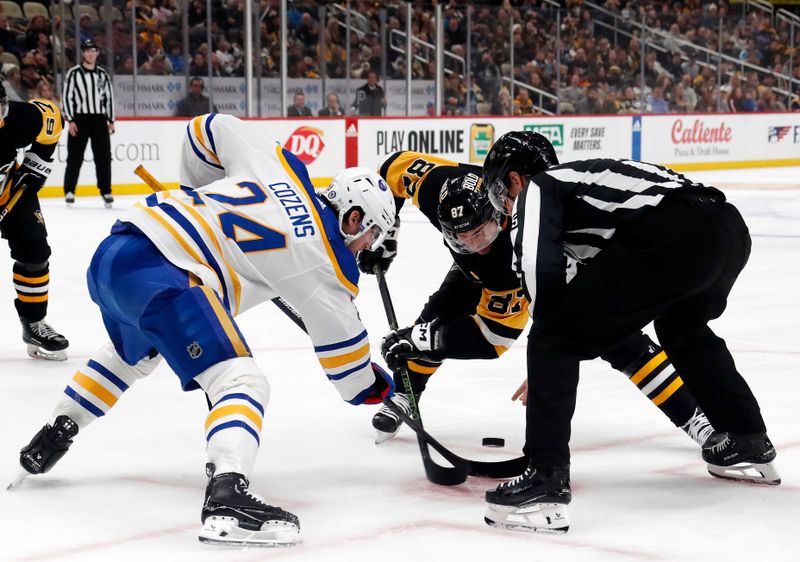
[0,185,26,225]
[376,268,528,480]
[375,267,469,485]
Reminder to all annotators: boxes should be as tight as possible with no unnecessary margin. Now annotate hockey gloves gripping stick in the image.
[374,266,470,486]
[381,321,444,372]
[376,267,528,483]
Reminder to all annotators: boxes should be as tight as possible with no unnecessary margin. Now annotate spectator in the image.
[0,15,17,55]
[318,92,345,116]
[351,70,386,116]
[32,78,56,102]
[175,77,217,117]
[491,87,513,115]
[19,64,41,100]
[681,74,698,112]
[2,63,23,101]
[646,86,669,113]
[561,74,587,112]
[288,91,312,117]
[475,51,500,101]
[189,53,207,76]
[514,88,535,115]
[166,42,185,74]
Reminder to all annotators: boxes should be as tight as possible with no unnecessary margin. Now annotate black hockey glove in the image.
[358,215,400,274]
[15,152,53,193]
[381,321,444,373]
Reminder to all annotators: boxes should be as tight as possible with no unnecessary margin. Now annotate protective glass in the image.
[488,177,512,215]
[443,218,501,255]
[352,223,387,251]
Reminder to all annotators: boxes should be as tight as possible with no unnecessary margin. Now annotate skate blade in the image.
[26,344,68,362]
[707,461,781,485]
[484,502,570,534]
[374,428,399,445]
[7,470,31,490]
[199,516,300,547]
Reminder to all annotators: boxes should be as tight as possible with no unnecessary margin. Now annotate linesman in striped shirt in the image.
[480,131,779,534]
[62,39,115,207]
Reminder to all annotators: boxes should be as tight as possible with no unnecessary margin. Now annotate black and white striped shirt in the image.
[511,158,723,313]
[61,64,115,123]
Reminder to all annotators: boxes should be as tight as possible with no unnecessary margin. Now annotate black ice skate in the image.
[484,463,571,534]
[21,318,69,361]
[102,194,114,208]
[702,432,780,485]
[681,407,717,447]
[199,472,300,547]
[9,415,79,489]
[372,392,412,444]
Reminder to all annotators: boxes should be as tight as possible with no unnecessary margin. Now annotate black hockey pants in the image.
[524,194,766,466]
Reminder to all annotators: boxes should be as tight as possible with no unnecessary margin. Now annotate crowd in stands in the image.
[0,0,798,114]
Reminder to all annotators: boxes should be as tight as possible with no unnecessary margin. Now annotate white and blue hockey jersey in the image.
[119,113,376,404]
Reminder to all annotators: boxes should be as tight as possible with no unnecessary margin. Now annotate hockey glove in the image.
[15,152,53,193]
[381,321,444,373]
[358,215,400,274]
[361,362,396,405]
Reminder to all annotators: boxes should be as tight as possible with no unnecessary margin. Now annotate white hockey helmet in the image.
[322,167,396,250]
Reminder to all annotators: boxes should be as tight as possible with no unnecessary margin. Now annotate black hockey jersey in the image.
[380,151,528,358]
[0,99,63,207]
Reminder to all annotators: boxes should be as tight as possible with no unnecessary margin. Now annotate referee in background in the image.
[62,39,115,208]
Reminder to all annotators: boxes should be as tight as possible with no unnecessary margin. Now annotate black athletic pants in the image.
[524,194,765,466]
[63,114,112,195]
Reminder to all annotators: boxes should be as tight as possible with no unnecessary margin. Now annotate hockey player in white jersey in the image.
[13,113,397,547]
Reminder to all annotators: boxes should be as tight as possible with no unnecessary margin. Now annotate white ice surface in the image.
[0,169,798,562]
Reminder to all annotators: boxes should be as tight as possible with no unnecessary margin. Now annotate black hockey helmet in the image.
[482,131,558,214]
[437,172,502,255]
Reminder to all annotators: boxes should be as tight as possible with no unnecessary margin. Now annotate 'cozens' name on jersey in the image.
[268,182,316,238]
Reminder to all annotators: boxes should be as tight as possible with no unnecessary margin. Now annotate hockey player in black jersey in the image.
[360,150,716,452]
[481,131,779,534]
[0,83,69,360]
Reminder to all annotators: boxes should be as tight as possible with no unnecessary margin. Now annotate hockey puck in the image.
[482,437,505,448]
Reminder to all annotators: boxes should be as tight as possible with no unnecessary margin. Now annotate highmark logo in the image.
[523,124,564,147]
[285,126,326,165]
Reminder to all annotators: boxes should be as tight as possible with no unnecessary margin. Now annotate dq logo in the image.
[285,126,326,165]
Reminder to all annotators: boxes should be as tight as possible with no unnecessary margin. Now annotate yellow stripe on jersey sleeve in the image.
[192,115,221,165]
[318,343,370,369]
[382,151,458,206]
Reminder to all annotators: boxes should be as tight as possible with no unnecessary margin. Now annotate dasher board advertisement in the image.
[357,116,632,170]
[641,113,800,170]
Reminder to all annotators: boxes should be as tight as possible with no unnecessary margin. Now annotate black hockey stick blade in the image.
[382,398,527,479]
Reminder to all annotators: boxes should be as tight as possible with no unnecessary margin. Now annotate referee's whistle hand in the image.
[108,123,115,135]
[68,122,78,136]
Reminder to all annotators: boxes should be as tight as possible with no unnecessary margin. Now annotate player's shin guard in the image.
[13,261,49,323]
[371,357,441,443]
[195,358,299,547]
[54,342,162,428]
[195,357,269,477]
[619,342,715,447]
